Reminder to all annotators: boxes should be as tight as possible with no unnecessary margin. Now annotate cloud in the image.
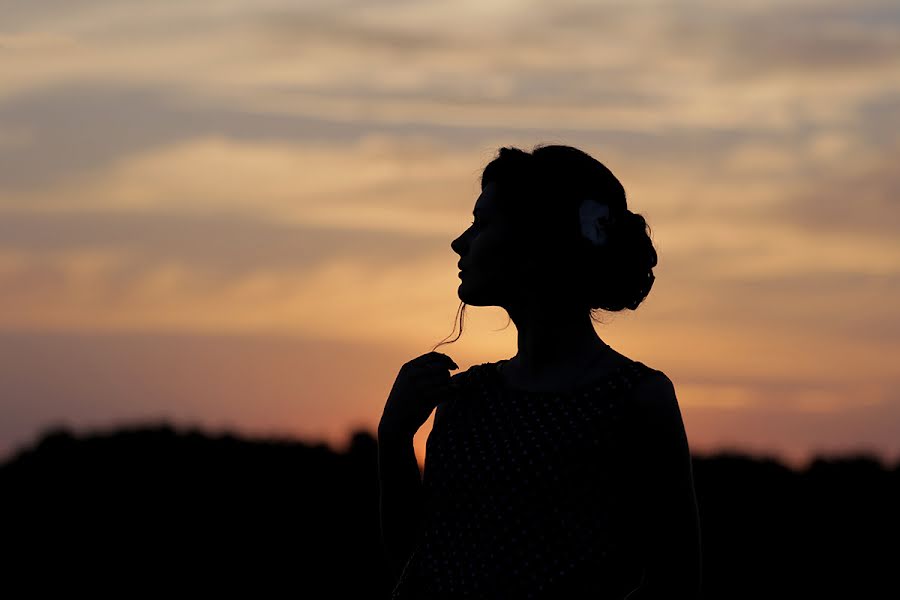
[0,210,447,276]
[4,0,898,196]
[0,243,462,342]
[0,83,398,190]
[3,0,897,139]
[0,82,725,194]
[777,149,900,238]
[0,134,482,234]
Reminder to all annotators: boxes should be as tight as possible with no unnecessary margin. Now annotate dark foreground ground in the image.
[1,424,897,598]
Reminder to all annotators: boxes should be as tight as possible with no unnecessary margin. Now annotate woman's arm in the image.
[377,423,426,582]
[624,371,703,599]
[377,359,460,582]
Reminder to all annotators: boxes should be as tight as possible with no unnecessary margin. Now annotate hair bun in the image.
[588,208,658,311]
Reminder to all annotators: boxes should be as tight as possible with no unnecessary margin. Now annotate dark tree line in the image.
[1,424,897,598]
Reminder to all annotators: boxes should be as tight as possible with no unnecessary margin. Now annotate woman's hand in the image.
[379,352,459,440]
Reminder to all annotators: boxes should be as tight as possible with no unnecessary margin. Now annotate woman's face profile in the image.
[451,181,527,307]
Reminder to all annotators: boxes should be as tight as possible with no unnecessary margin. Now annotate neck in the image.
[505,301,608,377]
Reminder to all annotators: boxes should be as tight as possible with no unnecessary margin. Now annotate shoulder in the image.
[447,363,485,390]
[631,367,677,408]
[627,364,677,410]
[626,366,685,440]
[436,363,486,422]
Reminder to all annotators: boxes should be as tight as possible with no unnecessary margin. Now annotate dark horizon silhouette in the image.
[2,421,897,598]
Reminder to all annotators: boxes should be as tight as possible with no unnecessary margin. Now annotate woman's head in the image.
[437,144,657,349]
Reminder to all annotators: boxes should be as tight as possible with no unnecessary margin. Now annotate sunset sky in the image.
[1,0,898,469]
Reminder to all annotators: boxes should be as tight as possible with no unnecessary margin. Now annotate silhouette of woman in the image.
[378,145,702,599]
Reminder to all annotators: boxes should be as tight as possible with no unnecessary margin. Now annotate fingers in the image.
[399,353,459,397]
[406,354,458,392]
[445,354,460,370]
[404,352,458,375]
[421,351,458,370]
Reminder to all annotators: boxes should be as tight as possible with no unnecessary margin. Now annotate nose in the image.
[451,232,466,257]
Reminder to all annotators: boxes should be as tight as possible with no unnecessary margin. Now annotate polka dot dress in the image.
[390,359,658,599]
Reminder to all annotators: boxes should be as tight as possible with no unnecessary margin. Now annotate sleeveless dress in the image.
[390,358,659,599]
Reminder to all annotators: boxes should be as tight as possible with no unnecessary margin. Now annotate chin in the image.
[456,282,479,304]
[457,287,495,307]
[458,274,508,306]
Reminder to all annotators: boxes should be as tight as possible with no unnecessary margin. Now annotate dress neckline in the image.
[487,358,640,397]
